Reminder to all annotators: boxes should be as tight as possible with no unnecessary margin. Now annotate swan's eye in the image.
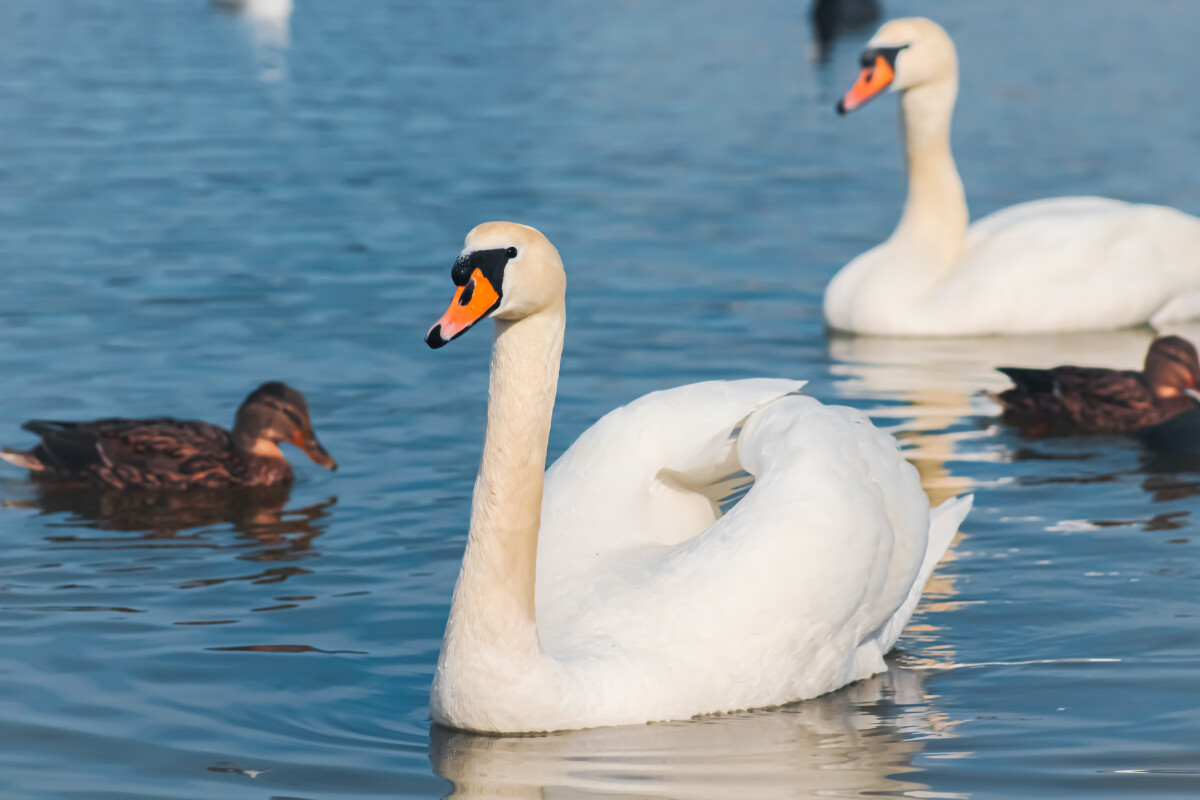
[506,247,518,259]
[459,279,475,306]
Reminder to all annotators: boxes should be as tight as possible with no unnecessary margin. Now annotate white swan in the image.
[826,17,1200,336]
[424,221,973,733]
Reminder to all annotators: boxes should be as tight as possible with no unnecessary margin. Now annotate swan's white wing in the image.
[537,395,967,724]
[536,380,803,655]
[963,196,1126,242]
[539,379,804,564]
[931,197,1200,333]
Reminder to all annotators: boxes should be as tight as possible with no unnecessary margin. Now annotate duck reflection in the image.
[6,484,335,565]
[431,665,953,800]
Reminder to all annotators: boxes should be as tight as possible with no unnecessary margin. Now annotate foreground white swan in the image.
[826,17,1200,336]
[425,221,973,732]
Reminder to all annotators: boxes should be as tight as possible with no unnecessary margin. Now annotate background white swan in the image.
[826,17,1200,336]
[424,221,973,733]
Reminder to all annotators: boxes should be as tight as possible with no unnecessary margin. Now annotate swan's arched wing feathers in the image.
[539,395,967,713]
[538,379,804,587]
[934,199,1200,333]
[729,396,931,638]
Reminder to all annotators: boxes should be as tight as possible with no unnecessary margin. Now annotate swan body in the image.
[425,221,972,733]
[827,18,1200,336]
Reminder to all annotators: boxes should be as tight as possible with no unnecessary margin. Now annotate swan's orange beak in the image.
[425,269,501,349]
[837,54,896,114]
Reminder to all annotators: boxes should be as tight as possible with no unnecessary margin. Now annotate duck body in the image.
[995,368,1184,435]
[993,335,1200,434]
[8,418,291,490]
[1,382,336,490]
[426,222,972,733]
[827,18,1200,336]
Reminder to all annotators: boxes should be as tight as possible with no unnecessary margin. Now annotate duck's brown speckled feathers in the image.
[1,382,337,490]
[994,336,1200,435]
[19,418,285,489]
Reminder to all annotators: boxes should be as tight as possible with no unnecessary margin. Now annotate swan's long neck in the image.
[440,303,565,670]
[890,77,968,273]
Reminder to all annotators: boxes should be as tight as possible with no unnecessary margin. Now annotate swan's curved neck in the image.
[440,302,565,669]
[891,77,968,272]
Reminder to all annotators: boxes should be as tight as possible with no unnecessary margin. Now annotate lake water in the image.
[0,0,1198,797]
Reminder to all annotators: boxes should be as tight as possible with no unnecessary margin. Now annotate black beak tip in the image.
[835,98,847,115]
[328,460,339,472]
[426,325,447,349]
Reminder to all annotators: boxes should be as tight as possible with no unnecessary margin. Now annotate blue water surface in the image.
[0,1,1199,797]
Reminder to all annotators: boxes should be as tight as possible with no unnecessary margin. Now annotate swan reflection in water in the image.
[432,665,957,800]
[828,325,1200,535]
[5,483,335,567]
[213,0,293,82]
[827,328,1159,500]
[825,329,1173,651]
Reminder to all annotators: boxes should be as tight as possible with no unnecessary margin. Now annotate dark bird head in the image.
[1144,336,1200,403]
[233,382,338,470]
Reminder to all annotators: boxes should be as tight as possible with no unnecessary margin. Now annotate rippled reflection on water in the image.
[432,667,941,800]
[1,0,1200,797]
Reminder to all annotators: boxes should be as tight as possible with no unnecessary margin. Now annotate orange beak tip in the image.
[839,55,895,116]
[426,270,501,351]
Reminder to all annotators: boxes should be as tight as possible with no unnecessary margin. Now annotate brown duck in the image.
[993,335,1200,435]
[0,382,337,489]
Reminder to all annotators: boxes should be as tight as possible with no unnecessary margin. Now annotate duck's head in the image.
[837,17,957,114]
[233,382,338,470]
[1144,336,1200,402]
[425,222,565,349]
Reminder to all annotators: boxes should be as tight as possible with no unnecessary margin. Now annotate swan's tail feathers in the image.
[875,493,974,653]
[920,494,973,586]
[1151,291,1200,328]
[0,448,46,472]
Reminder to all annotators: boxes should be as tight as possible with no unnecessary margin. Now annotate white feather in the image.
[527,390,972,730]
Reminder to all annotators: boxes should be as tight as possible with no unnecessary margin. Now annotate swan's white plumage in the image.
[529,389,971,731]
[430,222,972,733]
[825,18,1200,336]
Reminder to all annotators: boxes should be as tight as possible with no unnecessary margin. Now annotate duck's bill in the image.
[425,268,501,349]
[294,430,338,471]
[836,55,895,114]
